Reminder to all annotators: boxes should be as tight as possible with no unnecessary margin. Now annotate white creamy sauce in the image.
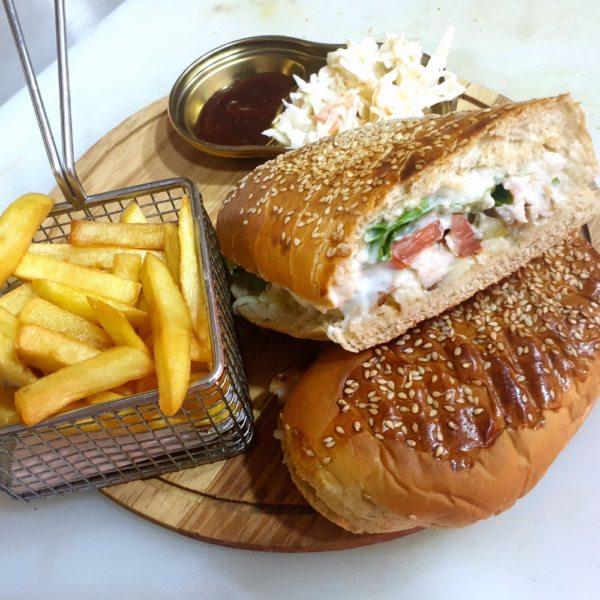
[426,167,500,206]
[338,262,425,318]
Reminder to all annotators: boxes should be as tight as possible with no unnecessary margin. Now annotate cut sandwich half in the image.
[217,95,599,352]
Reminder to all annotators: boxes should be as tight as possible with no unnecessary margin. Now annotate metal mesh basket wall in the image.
[0,182,253,501]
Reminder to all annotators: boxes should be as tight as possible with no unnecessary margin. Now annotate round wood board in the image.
[48,79,600,552]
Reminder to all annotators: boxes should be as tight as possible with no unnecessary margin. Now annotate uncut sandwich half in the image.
[217,95,599,352]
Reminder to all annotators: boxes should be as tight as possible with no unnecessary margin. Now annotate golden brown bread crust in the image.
[217,94,598,312]
[281,236,600,533]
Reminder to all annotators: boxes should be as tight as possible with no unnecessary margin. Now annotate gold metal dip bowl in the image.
[168,35,457,159]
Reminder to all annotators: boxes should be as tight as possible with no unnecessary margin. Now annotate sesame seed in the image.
[406,439,417,447]
[443,405,455,413]
[435,445,445,457]
[473,408,484,415]
[335,426,345,435]
[323,457,331,465]
[411,403,419,414]
[448,421,457,430]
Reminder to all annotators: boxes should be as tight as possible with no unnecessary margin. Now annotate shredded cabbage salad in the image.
[263,26,465,149]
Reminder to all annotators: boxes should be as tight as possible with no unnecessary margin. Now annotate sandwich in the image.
[217,95,599,352]
[278,236,600,533]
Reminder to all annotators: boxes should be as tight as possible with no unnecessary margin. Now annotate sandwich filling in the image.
[230,153,569,331]
[340,160,566,320]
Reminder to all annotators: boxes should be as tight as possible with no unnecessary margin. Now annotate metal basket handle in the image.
[3,0,87,207]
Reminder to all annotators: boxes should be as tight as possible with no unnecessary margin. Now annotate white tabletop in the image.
[1,0,600,598]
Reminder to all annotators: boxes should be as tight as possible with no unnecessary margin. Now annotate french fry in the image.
[32,279,149,328]
[15,253,141,305]
[85,391,123,406]
[0,305,19,340]
[0,282,39,316]
[15,324,100,373]
[88,298,150,356]
[70,221,164,250]
[141,253,191,416]
[190,335,212,363]
[0,329,38,388]
[0,193,55,288]
[28,243,165,269]
[134,374,158,395]
[142,331,154,355]
[109,382,136,396]
[0,386,20,428]
[135,371,207,395]
[179,195,210,346]
[189,370,210,384]
[137,292,149,311]
[163,223,181,288]
[191,361,212,373]
[136,293,152,340]
[14,346,155,426]
[120,201,147,224]
[110,253,142,282]
[19,298,113,350]
[143,331,208,363]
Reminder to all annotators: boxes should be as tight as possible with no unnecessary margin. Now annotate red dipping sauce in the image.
[196,72,296,146]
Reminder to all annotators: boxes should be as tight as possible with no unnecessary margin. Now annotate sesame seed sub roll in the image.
[218,95,599,351]
[281,236,600,533]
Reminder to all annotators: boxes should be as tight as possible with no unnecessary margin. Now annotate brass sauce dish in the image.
[168,35,458,159]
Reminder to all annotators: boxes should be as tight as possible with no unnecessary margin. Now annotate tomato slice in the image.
[448,214,482,258]
[390,220,445,268]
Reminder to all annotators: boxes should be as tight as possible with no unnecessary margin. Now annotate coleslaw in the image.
[263,26,465,149]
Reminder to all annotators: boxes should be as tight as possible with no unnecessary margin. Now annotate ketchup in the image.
[197,72,296,146]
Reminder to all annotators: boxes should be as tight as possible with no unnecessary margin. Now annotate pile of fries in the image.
[0,193,212,428]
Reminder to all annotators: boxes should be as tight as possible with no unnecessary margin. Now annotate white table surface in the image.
[1,0,600,598]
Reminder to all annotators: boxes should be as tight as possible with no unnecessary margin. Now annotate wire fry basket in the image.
[0,0,253,501]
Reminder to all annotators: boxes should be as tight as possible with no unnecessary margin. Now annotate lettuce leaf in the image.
[364,199,433,261]
[225,258,267,291]
[491,184,513,206]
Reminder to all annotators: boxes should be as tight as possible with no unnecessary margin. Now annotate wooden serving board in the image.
[49,80,600,552]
